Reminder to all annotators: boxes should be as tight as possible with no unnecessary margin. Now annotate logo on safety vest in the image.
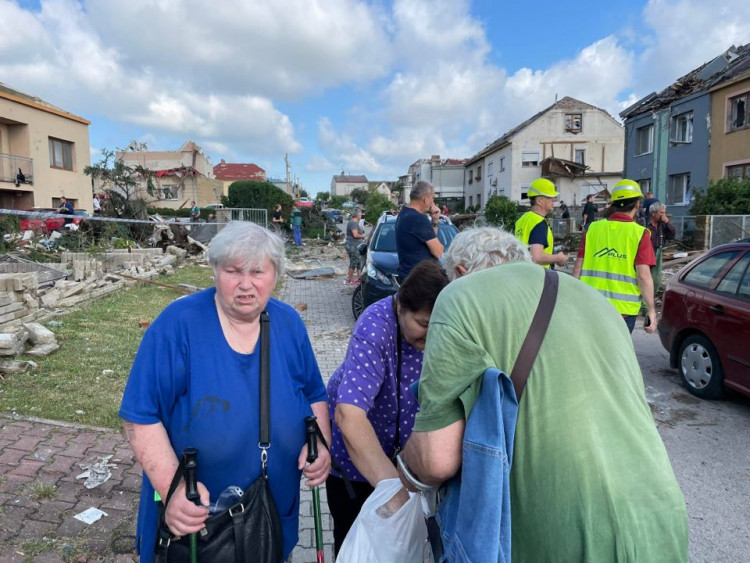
[593,247,628,260]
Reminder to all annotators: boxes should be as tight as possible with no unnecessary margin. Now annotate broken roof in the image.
[620,44,750,120]
[466,96,612,166]
[0,82,90,125]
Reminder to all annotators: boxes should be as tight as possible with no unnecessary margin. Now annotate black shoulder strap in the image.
[510,269,559,399]
[259,310,271,447]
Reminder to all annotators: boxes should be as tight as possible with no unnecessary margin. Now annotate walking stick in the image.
[305,416,325,563]
[183,447,200,563]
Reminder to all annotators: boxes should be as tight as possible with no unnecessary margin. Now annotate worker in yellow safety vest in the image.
[573,180,658,334]
[514,178,569,269]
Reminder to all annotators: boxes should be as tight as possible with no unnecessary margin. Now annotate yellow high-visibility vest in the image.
[580,219,647,315]
[515,211,553,269]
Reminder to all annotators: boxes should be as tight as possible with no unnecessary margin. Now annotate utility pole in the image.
[285,153,291,196]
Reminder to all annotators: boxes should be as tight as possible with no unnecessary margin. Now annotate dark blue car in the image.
[351,214,459,319]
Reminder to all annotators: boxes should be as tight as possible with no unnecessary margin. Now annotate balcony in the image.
[0,153,34,186]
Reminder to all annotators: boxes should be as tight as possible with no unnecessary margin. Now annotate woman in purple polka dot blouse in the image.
[326,260,449,554]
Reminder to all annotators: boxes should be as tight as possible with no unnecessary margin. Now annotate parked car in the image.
[658,240,750,400]
[19,208,87,234]
[351,214,459,319]
[297,197,314,209]
[322,209,343,223]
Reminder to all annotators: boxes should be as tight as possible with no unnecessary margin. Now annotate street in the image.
[633,328,750,562]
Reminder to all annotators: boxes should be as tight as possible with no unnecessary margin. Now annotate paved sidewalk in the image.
[0,254,355,562]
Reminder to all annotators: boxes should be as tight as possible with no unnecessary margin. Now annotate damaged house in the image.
[463,96,624,210]
[620,44,750,215]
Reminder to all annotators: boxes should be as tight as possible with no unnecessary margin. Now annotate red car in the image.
[659,240,750,399]
[19,208,87,234]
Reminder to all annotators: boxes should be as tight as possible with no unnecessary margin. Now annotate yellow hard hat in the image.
[528,178,559,198]
[611,179,643,201]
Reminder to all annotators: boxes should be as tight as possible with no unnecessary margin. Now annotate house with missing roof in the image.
[115,141,223,209]
[620,44,750,215]
[464,96,624,210]
[0,82,91,211]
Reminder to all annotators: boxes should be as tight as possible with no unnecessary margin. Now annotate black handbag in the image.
[155,310,284,563]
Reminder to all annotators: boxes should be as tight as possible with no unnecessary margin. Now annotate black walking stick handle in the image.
[183,448,200,504]
[305,416,318,464]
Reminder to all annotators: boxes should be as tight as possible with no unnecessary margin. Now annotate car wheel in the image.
[351,285,364,321]
[678,334,724,399]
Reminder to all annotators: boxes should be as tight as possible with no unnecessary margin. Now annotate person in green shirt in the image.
[291,203,303,246]
[399,227,688,562]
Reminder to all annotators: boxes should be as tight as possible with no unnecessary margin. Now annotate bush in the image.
[226,181,294,219]
[329,195,349,208]
[691,178,750,215]
[485,196,520,232]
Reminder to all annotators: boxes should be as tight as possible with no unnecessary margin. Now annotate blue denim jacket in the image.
[436,368,518,562]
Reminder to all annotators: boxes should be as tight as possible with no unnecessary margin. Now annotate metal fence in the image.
[215,208,268,228]
[0,153,34,185]
[671,216,696,241]
[709,215,750,248]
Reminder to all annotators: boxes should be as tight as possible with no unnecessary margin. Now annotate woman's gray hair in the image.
[208,221,285,279]
[410,180,434,201]
[650,202,667,214]
[444,227,531,281]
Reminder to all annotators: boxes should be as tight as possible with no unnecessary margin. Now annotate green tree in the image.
[84,148,154,218]
[485,195,520,232]
[364,191,392,224]
[315,191,330,203]
[299,189,309,198]
[226,181,294,219]
[690,177,750,215]
[350,188,369,204]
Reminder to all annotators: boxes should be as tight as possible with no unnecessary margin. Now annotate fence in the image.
[216,208,268,228]
[708,215,750,248]
[671,216,696,241]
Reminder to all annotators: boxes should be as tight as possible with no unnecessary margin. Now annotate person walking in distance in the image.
[344,208,365,285]
[291,203,303,246]
[395,180,443,282]
[581,194,598,231]
[514,178,568,269]
[573,179,657,334]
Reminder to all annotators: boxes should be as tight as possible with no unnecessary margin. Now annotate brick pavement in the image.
[0,251,355,562]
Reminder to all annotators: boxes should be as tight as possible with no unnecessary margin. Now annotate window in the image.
[499,156,505,172]
[727,163,750,180]
[635,124,654,155]
[683,251,740,289]
[574,149,586,165]
[729,93,749,131]
[638,179,651,193]
[475,166,481,181]
[488,161,494,176]
[477,193,482,208]
[521,188,529,200]
[522,152,540,167]
[160,184,179,200]
[49,137,73,170]
[667,173,691,205]
[716,254,750,297]
[670,111,693,143]
[565,113,582,132]
[469,196,474,208]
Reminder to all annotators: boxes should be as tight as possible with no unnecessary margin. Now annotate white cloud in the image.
[317,118,380,174]
[306,156,335,172]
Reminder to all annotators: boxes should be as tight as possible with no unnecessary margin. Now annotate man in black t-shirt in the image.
[395,180,443,281]
[581,194,597,231]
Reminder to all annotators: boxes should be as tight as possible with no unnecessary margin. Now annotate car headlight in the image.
[366,263,393,286]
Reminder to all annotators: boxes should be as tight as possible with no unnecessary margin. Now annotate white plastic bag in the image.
[336,478,429,563]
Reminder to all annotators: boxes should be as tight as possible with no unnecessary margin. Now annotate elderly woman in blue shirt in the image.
[119,221,331,562]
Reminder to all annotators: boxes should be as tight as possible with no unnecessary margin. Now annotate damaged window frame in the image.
[160,184,179,200]
[564,113,583,133]
[667,172,691,206]
[670,111,694,144]
[635,124,654,156]
[638,178,652,193]
[728,92,749,132]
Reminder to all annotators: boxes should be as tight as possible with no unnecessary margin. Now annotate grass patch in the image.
[0,265,215,428]
[28,481,57,500]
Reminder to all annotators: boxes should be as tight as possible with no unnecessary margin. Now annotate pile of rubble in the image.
[0,246,190,365]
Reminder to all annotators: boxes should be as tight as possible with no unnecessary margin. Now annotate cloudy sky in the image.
[2,0,748,195]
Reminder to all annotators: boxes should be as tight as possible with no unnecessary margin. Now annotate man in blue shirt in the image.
[395,180,443,281]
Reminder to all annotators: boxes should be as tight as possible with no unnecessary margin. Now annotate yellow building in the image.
[709,68,750,181]
[0,82,91,211]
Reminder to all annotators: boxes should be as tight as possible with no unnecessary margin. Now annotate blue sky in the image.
[2,0,748,195]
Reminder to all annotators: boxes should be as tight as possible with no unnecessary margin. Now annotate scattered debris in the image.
[295,303,308,312]
[77,455,116,489]
[288,267,337,280]
[74,507,108,525]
